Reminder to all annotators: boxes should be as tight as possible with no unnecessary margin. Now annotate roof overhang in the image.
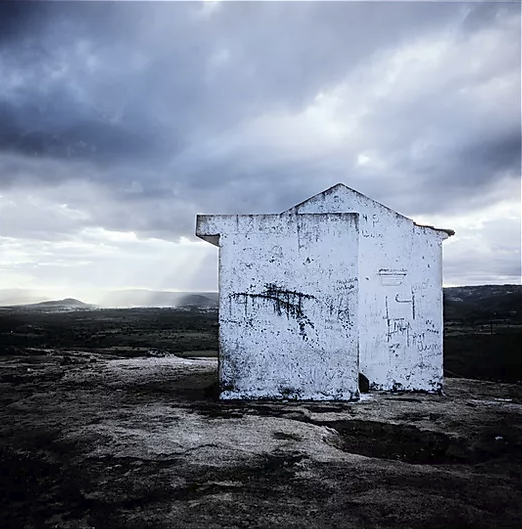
[414,223,455,237]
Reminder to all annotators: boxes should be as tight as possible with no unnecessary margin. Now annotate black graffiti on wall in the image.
[231,283,316,340]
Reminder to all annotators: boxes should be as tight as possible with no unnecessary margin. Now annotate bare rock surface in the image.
[1,353,521,528]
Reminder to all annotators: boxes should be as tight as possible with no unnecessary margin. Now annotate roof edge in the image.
[284,183,455,238]
[414,223,455,237]
[283,182,413,223]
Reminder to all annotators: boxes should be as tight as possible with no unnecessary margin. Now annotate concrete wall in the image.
[197,213,360,400]
[285,185,448,393]
[197,184,449,399]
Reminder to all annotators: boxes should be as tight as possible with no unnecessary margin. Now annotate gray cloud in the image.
[0,1,520,289]
[0,1,476,171]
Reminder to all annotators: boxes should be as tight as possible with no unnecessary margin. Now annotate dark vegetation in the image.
[443,285,522,383]
[0,307,218,358]
[1,284,521,382]
[444,284,522,323]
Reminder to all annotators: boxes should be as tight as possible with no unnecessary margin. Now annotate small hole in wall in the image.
[359,373,370,393]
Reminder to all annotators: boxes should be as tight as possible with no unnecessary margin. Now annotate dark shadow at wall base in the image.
[359,373,370,393]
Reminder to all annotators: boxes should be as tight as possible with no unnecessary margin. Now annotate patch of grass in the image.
[444,332,522,382]
[0,307,218,357]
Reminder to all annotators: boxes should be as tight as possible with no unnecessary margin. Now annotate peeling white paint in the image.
[196,183,453,400]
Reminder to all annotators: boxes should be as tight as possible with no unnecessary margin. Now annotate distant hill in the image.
[2,286,519,316]
[177,294,218,308]
[23,298,94,311]
[0,289,219,309]
[97,289,218,308]
[444,285,522,322]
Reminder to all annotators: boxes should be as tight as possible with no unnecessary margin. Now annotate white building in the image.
[196,183,454,401]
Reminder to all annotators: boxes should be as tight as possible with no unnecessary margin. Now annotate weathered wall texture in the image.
[197,213,360,400]
[285,185,449,393]
[196,183,451,400]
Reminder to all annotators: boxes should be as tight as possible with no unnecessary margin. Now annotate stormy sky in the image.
[0,0,520,302]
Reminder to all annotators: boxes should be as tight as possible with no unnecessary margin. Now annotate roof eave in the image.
[414,222,455,237]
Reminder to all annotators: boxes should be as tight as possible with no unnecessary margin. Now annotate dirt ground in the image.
[1,352,521,529]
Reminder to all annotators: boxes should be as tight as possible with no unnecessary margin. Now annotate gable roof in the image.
[283,183,454,237]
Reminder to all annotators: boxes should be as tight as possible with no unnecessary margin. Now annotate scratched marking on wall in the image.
[231,283,316,340]
[394,292,415,320]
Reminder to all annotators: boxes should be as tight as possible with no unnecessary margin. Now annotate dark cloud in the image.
[460,0,518,32]
[0,1,470,173]
[0,1,520,289]
[458,132,522,177]
[0,1,47,43]
[381,125,522,216]
[0,98,173,168]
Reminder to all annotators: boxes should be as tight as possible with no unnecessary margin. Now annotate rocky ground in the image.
[1,352,521,528]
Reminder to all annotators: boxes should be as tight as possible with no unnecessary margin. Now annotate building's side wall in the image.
[218,213,360,401]
[289,189,444,392]
[398,225,445,392]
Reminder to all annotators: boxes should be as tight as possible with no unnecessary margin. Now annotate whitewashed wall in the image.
[285,185,449,393]
[197,212,360,400]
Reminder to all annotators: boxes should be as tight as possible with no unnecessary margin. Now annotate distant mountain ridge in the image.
[1,286,520,317]
[444,284,522,322]
[0,289,219,309]
[97,290,218,308]
[25,298,94,310]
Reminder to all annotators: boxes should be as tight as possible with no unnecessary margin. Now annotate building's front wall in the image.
[198,213,361,400]
[286,187,446,393]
